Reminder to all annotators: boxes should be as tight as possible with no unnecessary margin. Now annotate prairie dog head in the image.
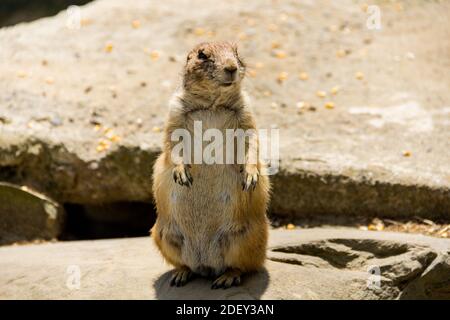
[183,41,246,94]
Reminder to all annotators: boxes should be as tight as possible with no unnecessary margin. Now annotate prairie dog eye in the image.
[197,50,208,60]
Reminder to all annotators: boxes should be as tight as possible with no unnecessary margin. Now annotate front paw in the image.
[242,165,258,191]
[173,164,193,187]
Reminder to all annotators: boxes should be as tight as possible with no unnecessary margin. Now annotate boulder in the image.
[0,182,65,245]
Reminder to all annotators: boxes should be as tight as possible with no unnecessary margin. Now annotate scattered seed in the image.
[316,90,326,98]
[96,139,110,152]
[131,20,141,29]
[45,77,54,84]
[17,71,28,78]
[96,145,107,152]
[277,71,288,83]
[325,102,335,109]
[286,223,295,230]
[194,27,205,36]
[84,86,92,94]
[149,50,160,61]
[299,72,309,81]
[263,90,272,97]
[152,126,162,133]
[402,150,412,157]
[274,50,286,59]
[109,135,121,142]
[336,49,346,58]
[254,62,264,69]
[104,42,113,53]
[330,86,340,95]
[355,72,364,80]
[368,219,385,231]
[271,41,281,49]
[296,101,312,113]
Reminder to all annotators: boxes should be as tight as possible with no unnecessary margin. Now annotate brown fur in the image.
[151,42,270,289]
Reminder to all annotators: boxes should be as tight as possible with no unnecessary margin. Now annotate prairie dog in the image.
[151,41,270,289]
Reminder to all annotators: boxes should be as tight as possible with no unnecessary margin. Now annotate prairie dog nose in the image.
[224,65,237,76]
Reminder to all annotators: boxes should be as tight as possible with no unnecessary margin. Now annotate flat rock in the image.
[0,228,448,299]
[0,0,449,218]
[0,182,65,245]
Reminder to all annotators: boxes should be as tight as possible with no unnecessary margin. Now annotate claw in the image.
[242,170,258,192]
[170,267,193,287]
[172,165,193,187]
[211,269,242,289]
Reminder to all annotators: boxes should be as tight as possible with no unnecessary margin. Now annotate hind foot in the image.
[170,266,193,287]
[211,268,242,289]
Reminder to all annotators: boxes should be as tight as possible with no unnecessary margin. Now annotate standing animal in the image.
[151,41,270,289]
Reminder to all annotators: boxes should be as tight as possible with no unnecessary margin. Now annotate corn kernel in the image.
[45,77,54,84]
[331,86,340,95]
[299,72,309,81]
[131,20,141,29]
[286,223,295,230]
[277,71,288,83]
[105,42,113,53]
[194,28,205,36]
[316,90,326,98]
[274,50,286,59]
[402,150,412,157]
[325,102,335,109]
[355,72,364,80]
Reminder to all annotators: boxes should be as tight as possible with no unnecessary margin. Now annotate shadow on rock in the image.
[153,268,270,300]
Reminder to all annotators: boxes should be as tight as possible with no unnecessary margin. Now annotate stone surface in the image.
[0,182,65,245]
[0,0,449,218]
[0,228,448,299]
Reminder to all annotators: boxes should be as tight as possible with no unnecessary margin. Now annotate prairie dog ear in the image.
[233,45,246,68]
[186,51,194,62]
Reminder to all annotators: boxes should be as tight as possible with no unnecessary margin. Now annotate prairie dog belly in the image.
[170,110,244,274]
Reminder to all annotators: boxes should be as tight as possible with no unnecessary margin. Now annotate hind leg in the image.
[170,266,194,287]
[210,222,267,289]
[211,268,242,289]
